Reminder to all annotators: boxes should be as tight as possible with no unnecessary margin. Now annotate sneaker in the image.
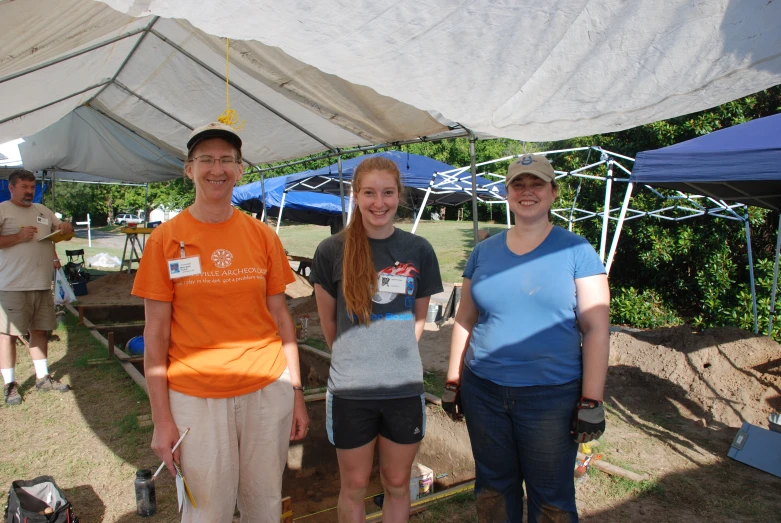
[3,382,22,405]
[35,374,70,393]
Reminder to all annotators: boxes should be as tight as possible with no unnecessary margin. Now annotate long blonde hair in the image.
[342,157,403,324]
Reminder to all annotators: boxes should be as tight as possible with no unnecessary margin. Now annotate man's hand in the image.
[441,382,464,422]
[290,390,310,441]
[57,221,74,235]
[572,397,605,443]
[17,226,36,242]
[53,260,62,270]
[151,420,182,477]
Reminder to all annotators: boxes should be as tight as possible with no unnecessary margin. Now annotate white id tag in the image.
[168,256,201,279]
[378,274,408,294]
[37,216,49,225]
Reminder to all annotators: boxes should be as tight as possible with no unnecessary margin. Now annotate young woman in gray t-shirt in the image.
[310,156,443,523]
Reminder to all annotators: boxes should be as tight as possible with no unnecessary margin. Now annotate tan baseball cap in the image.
[187,122,242,153]
[505,154,555,185]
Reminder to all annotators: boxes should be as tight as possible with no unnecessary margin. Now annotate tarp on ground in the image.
[285,151,505,208]
[630,113,781,211]
[2,0,781,183]
[232,173,344,227]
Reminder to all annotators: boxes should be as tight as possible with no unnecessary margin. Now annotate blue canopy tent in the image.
[283,151,506,233]
[232,173,345,233]
[0,179,45,204]
[627,113,781,335]
[631,113,781,211]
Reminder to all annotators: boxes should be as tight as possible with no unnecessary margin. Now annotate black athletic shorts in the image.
[326,392,426,449]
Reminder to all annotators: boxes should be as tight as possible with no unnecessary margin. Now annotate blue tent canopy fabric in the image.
[232,173,344,227]
[0,180,45,204]
[630,113,781,210]
[286,151,505,207]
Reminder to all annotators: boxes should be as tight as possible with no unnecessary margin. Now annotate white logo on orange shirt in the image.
[211,249,233,268]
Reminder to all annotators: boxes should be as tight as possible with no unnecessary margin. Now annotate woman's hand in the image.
[151,420,182,476]
[290,390,310,440]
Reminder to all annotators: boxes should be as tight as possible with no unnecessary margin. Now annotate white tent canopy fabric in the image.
[97,0,781,141]
[19,106,183,183]
[1,0,780,182]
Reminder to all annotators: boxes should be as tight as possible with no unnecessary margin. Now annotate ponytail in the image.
[342,206,376,324]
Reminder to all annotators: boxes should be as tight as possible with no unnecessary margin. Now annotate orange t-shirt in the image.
[131,209,295,398]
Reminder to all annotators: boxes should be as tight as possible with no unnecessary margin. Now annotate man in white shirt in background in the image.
[0,169,74,405]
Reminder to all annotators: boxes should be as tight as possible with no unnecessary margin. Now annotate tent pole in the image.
[144,183,149,228]
[276,192,287,235]
[605,182,633,275]
[260,173,267,224]
[599,160,613,262]
[346,190,354,226]
[338,156,346,226]
[506,201,511,229]
[768,214,781,336]
[51,170,56,213]
[412,188,432,234]
[468,131,479,246]
[745,219,758,334]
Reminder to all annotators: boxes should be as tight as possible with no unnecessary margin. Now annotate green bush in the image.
[610,287,683,329]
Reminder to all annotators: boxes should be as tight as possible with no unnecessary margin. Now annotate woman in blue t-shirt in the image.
[444,154,610,523]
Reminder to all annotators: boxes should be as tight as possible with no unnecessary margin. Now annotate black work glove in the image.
[441,382,464,422]
[572,397,605,443]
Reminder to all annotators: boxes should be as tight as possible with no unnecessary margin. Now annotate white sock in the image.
[1,367,15,385]
[33,359,49,379]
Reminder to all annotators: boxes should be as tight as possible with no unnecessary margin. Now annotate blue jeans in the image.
[461,366,580,523]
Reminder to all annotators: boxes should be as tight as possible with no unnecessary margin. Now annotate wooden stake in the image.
[281,496,292,523]
[107,331,115,360]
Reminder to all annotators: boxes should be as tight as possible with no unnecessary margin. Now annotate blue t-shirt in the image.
[463,226,606,387]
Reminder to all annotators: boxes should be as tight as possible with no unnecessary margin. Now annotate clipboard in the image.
[37,230,75,243]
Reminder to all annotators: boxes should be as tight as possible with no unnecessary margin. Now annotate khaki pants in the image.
[169,368,294,523]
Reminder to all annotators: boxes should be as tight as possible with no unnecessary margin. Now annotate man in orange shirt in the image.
[132,122,309,522]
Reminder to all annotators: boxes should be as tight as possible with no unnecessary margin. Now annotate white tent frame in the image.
[442,146,773,335]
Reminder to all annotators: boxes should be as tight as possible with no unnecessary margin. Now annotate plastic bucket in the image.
[769,412,781,433]
[426,303,441,323]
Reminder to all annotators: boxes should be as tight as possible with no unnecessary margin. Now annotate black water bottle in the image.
[135,469,157,516]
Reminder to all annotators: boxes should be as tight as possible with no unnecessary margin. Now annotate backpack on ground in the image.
[4,475,78,523]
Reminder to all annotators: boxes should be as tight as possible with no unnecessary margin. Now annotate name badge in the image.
[378,274,408,294]
[37,216,49,225]
[168,256,202,279]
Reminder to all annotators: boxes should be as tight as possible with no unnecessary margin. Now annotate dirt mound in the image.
[610,326,781,428]
[78,272,141,305]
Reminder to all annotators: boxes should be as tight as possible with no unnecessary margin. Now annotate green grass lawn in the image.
[278,220,508,283]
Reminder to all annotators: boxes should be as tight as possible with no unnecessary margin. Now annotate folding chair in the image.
[64,249,91,283]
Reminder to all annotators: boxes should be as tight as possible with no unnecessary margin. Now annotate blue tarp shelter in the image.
[628,113,781,336]
[232,173,344,231]
[284,151,505,232]
[0,180,45,204]
[631,113,781,211]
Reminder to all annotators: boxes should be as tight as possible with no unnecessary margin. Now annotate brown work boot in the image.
[35,374,70,393]
[4,382,22,405]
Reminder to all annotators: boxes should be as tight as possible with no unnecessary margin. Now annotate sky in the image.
[0,139,23,167]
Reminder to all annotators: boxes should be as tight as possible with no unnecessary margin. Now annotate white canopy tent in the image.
[3,0,781,165]
[2,0,780,242]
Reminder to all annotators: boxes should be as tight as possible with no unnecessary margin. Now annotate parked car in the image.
[115,213,142,226]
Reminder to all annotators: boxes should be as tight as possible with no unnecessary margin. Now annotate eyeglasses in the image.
[189,156,240,166]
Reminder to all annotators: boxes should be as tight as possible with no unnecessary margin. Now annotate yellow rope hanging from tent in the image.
[217,38,246,130]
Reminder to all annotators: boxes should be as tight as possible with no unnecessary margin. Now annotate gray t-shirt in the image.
[310,228,443,400]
